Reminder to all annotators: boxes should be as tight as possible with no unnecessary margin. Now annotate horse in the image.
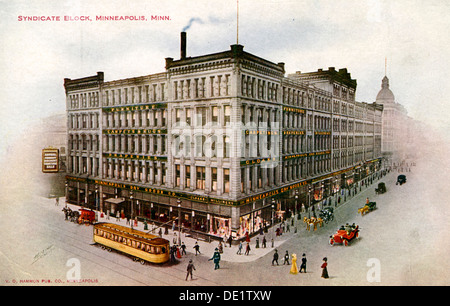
[358,206,369,216]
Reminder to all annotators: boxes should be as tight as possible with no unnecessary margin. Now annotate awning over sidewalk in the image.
[105,197,125,204]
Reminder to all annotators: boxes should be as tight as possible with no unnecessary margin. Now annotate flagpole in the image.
[237,0,239,44]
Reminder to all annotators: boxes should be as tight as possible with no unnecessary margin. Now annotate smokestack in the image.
[180,32,186,59]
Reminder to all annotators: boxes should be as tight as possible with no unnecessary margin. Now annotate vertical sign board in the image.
[42,148,59,173]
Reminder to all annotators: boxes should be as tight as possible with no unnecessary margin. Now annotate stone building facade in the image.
[64,33,383,240]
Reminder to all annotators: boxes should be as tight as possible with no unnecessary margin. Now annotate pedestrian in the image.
[255,237,260,248]
[283,250,290,265]
[209,248,221,270]
[321,257,329,279]
[176,245,182,259]
[158,227,162,237]
[271,237,274,248]
[237,241,243,255]
[55,197,59,206]
[181,242,187,255]
[366,197,369,205]
[186,259,196,281]
[116,211,120,221]
[262,236,267,248]
[170,245,176,262]
[299,253,307,273]
[218,241,223,254]
[272,249,279,266]
[245,242,251,255]
[193,241,201,255]
[290,253,298,275]
[228,235,233,248]
[223,234,228,247]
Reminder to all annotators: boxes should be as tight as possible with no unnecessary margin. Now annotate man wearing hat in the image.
[209,248,221,270]
[299,253,307,273]
[186,259,196,281]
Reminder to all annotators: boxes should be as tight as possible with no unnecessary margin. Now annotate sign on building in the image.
[42,148,59,173]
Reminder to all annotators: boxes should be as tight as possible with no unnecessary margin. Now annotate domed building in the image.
[375,75,408,159]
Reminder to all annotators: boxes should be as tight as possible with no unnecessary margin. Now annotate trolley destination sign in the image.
[42,148,59,173]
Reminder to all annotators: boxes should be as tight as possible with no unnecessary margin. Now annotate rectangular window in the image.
[211,167,217,191]
[212,106,219,124]
[196,166,205,190]
[223,168,230,193]
[224,105,231,125]
[185,165,191,187]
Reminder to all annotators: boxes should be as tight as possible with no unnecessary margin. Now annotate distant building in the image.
[64,32,383,240]
[375,75,408,160]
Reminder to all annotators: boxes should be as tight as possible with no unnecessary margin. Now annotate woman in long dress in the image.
[290,253,298,274]
[321,257,329,278]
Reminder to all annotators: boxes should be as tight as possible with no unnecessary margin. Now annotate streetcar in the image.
[93,222,170,264]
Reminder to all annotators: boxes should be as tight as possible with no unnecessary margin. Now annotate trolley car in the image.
[93,222,170,264]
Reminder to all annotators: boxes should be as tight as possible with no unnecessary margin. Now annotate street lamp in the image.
[177,199,182,245]
[130,191,134,230]
[271,198,275,238]
[65,182,68,208]
[95,185,99,222]
[308,186,312,218]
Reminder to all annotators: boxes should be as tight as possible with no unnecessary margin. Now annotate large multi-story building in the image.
[64,32,383,241]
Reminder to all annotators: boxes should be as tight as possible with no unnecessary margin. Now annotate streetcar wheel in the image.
[107,248,112,252]
[140,259,145,265]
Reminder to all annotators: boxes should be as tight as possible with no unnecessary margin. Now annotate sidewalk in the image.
[44,170,389,263]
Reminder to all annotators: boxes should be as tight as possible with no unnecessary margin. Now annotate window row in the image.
[173,74,231,100]
[69,113,100,130]
[104,108,167,129]
[104,134,167,156]
[242,74,279,102]
[68,92,100,109]
[104,83,167,106]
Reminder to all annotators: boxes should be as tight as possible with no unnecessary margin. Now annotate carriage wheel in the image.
[343,239,348,246]
[329,238,334,246]
[356,232,359,238]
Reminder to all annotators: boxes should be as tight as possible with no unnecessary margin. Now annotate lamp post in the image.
[130,191,134,230]
[308,186,312,218]
[65,182,68,208]
[177,199,182,245]
[95,185,99,222]
[271,198,275,239]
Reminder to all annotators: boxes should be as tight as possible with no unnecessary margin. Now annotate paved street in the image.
[1,148,449,286]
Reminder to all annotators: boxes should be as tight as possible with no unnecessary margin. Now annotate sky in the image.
[1,0,450,157]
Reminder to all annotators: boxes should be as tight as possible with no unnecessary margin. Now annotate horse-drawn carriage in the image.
[329,224,359,246]
[358,201,377,216]
[318,207,334,224]
[63,207,96,224]
[397,174,407,185]
[375,182,386,194]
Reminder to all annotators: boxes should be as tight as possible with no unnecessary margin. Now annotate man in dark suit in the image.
[299,253,307,273]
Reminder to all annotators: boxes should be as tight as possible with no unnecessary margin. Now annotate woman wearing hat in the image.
[321,257,329,279]
[289,254,298,275]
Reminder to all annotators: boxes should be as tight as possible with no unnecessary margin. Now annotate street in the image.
[1,146,449,286]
